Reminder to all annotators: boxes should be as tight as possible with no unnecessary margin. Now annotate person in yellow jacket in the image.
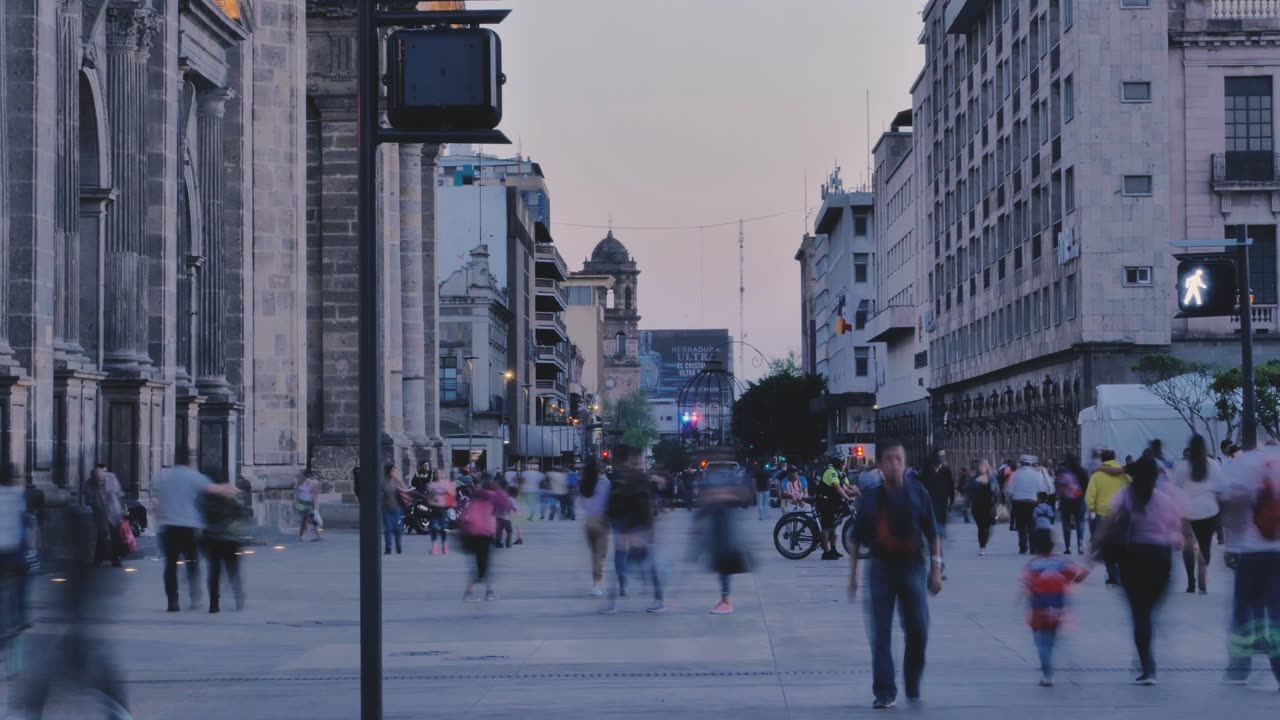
[1085,450,1130,584]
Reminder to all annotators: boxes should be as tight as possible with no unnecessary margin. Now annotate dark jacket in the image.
[921,464,955,525]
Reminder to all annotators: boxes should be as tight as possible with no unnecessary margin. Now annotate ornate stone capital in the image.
[105,3,158,54]
[197,89,235,118]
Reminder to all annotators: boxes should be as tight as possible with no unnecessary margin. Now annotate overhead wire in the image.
[551,208,807,232]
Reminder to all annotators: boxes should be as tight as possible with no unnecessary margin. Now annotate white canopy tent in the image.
[1077,382,1228,465]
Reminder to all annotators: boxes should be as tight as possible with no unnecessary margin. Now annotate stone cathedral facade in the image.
[2,0,453,520]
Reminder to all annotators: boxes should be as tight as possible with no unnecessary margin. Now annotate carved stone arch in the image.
[79,68,110,188]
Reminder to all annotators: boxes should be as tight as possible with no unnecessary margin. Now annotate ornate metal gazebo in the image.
[676,358,745,450]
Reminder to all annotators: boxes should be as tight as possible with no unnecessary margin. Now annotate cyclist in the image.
[817,455,858,560]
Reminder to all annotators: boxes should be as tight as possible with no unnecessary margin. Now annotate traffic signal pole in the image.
[1238,235,1257,450]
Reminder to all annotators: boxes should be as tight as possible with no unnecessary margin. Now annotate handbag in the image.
[995,503,1009,522]
[117,519,137,555]
[714,548,749,576]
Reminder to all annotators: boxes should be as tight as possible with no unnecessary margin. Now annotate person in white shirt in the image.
[1009,456,1047,555]
[1173,435,1223,594]
[521,466,546,521]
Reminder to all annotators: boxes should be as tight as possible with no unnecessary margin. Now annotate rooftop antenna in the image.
[866,89,872,190]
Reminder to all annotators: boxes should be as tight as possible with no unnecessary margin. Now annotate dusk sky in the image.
[493,0,924,379]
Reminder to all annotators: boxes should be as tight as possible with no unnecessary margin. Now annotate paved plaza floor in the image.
[5,509,1279,719]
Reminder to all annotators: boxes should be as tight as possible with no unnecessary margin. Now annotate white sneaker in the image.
[1039,675,1054,687]
[979,549,987,556]
[590,583,605,597]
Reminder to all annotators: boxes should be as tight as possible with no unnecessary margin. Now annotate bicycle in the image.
[772,497,868,560]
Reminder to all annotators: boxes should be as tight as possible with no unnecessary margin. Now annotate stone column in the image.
[103,2,157,372]
[195,89,232,397]
[54,0,85,362]
[0,0,18,374]
[420,144,444,468]
[399,144,429,445]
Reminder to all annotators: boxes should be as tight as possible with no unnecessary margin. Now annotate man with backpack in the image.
[848,438,943,709]
[1217,442,1280,689]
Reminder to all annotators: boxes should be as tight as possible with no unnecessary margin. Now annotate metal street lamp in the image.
[465,355,478,469]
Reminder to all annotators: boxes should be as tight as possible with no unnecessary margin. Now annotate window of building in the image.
[1064,0,1073,29]
[1227,224,1278,304]
[855,214,869,236]
[914,350,928,369]
[1121,81,1152,103]
[440,356,459,402]
[1122,175,1153,196]
[1124,266,1153,286]
[1065,273,1077,319]
[1064,74,1074,122]
[1064,167,1076,213]
[854,253,869,283]
[855,300,870,330]
[1225,76,1274,154]
[1121,0,1150,6]
[1053,281,1062,324]
[855,347,870,377]
[1042,287,1051,329]
[1024,296,1033,335]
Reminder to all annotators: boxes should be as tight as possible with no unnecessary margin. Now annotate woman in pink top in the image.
[1097,456,1193,686]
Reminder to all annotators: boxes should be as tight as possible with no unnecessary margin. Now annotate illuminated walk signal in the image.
[1176,257,1237,318]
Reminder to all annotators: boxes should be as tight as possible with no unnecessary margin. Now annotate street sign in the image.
[1175,255,1237,317]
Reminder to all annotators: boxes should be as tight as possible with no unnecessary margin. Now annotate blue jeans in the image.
[865,559,930,703]
[1227,551,1280,684]
[1032,629,1058,678]
[756,491,769,520]
[382,508,403,552]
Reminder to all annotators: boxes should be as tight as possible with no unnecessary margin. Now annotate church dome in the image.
[590,230,631,264]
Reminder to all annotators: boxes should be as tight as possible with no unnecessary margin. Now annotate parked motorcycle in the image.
[402,487,469,534]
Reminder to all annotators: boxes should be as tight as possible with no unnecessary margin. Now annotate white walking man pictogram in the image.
[1183,268,1207,307]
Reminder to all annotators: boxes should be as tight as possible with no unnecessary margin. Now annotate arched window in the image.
[606,288,615,309]
[615,332,626,358]
[624,286,633,310]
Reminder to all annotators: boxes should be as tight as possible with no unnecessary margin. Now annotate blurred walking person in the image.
[0,466,26,640]
[1086,450,1131,584]
[522,465,545,521]
[968,460,997,556]
[752,463,771,521]
[1217,442,1280,689]
[579,458,611,596]
[6,503,133,720]
[426,470,455,555]
[154,452,238,612]
[1008,456,1048,555]
[1173,434,1223,594]
[200,483,250,613]
[383,464,410,555]
[848,439,943,709]
[459,478,513,601]
[1021,528,1089,686]
[1055,457,1088,555]
[1092,456,1191,685]
[601,445,663,613]
[691,465,752,614]
[294,470,324,542]
[83,464,125,568]
[921,450,955,540]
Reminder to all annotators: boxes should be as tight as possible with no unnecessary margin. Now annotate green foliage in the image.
[731,371,827,464]
[605,390,660,451]
[766,352,803,379]
[650,438,690,473]
[1132,353,1219,450]
[1211,360,1280,441]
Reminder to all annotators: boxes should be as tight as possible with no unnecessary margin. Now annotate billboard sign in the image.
[638,329,732,400]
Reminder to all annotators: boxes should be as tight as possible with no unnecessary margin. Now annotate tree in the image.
[604,390,659,451]
[1132,353,1219,450]
[1211,360,1280,442]
[766,352,802,379]
[731,371,826,463]
[650,438,689,473]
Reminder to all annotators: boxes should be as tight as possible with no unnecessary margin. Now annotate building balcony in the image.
[1212,152,1280,192]
[534,277,567,312]
[535,311,568,344]
[536,344,568,368]
[1231,304,1279,334]
[534,243,568,281]
[1211,0,1280,20]
[865,304,915,343]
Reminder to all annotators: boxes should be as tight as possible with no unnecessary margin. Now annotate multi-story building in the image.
[794,170,881,458]
[913,0,1280,468]
[868,111,932,467]
[435,150,573,468]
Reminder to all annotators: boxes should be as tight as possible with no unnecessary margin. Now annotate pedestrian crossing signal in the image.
[1176,258,1237,318]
